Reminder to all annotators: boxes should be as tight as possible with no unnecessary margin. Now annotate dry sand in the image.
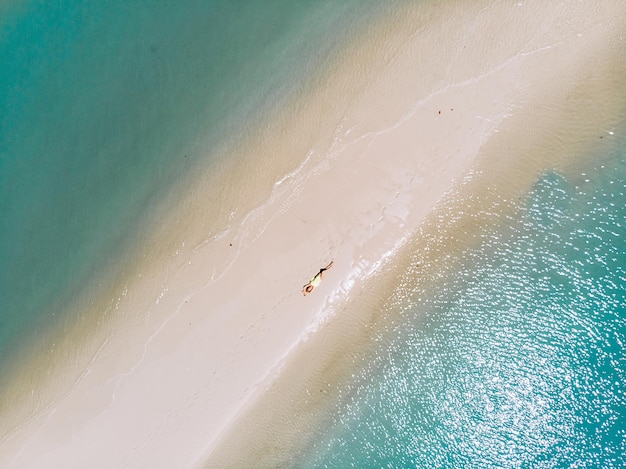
[1,1,625,468]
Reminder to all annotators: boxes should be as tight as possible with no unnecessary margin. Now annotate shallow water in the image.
[297,143,626,467]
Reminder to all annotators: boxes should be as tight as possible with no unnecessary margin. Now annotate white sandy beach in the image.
[1,1,626,468]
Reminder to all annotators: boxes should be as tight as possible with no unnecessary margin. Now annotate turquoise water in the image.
[298,144,626,467]
[0,0,379,377]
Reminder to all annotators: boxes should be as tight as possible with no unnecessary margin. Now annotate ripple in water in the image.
[299,152,626,467]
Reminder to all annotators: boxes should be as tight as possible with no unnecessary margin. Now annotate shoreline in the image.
[2,1,626,467]
[202,1,626,467]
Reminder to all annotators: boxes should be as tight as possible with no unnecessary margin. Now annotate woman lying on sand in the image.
[302,261,334,296]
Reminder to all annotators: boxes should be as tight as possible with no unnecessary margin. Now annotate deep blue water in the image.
[0,0,379,376]
[299,144,626,467]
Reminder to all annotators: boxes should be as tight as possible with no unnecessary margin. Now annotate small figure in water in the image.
[302,261,334,296]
